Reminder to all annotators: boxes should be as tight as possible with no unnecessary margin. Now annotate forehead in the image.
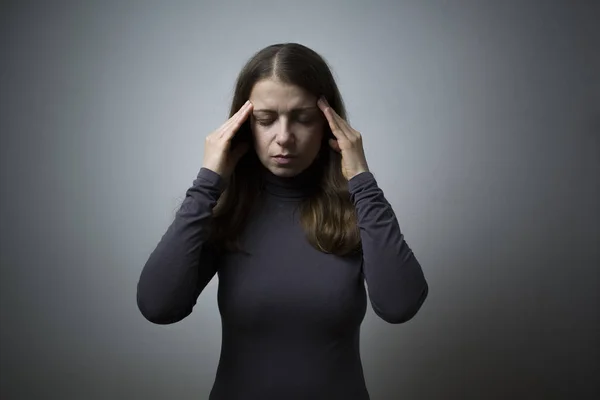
[249,79,317,111]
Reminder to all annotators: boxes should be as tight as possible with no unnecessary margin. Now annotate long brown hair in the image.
[208,43,362,257]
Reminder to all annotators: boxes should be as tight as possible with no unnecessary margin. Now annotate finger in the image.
[233,100,252,119]
[318,97,347,139]
[221,101,253,139]
[222,100,252,131]
[320,99,357,138]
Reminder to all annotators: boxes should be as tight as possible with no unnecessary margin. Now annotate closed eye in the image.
[254,116,315,126]
[256,119,274,126]
[296,116,315,125]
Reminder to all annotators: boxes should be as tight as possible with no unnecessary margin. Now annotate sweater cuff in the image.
[347,171,375,193]
[195,167,228,192]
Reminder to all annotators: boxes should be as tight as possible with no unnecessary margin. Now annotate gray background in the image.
[1,0,599,399]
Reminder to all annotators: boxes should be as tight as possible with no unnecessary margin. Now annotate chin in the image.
[268,166,302,178]
[265,158,311,177]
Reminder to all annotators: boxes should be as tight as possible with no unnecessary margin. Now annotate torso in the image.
[210,193,370,400]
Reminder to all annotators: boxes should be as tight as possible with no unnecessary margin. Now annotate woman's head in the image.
[249,78,324,178]
[211,43,361,257]
[229,43,347,178]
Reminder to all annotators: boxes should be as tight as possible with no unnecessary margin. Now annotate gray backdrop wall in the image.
[1,0,598,399]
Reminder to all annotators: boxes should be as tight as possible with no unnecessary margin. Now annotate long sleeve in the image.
[348,172,428,324]
[137,167,227,324]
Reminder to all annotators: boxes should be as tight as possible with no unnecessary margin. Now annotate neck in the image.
[260,160,322,200]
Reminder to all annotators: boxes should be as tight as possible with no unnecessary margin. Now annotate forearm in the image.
[137,168,226,324]
[349,172,428,323]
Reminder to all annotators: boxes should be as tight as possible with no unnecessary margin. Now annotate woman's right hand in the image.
[202,100,254,180]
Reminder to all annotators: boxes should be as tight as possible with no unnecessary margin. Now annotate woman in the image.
[137,42,428,400]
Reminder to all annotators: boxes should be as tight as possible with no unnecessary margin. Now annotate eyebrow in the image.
[253,106,319,113]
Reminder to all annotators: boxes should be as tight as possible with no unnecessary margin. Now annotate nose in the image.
[275,118,295,146]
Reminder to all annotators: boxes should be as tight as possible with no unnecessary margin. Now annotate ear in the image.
[329,138,341,152]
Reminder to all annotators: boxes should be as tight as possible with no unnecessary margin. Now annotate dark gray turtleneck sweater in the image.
[137,164,428,400]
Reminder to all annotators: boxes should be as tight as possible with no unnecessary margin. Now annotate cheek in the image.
[250,125,271,152]
[307,123,325,146]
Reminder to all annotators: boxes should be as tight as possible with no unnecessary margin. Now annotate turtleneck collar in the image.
[260,158,323,200]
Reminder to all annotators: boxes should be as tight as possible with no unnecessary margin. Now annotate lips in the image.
[272,155,295,165]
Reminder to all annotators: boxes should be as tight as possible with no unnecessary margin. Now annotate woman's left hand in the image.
[317,96,370,180]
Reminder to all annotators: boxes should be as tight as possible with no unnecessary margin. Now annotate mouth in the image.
[272,154,296,165]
